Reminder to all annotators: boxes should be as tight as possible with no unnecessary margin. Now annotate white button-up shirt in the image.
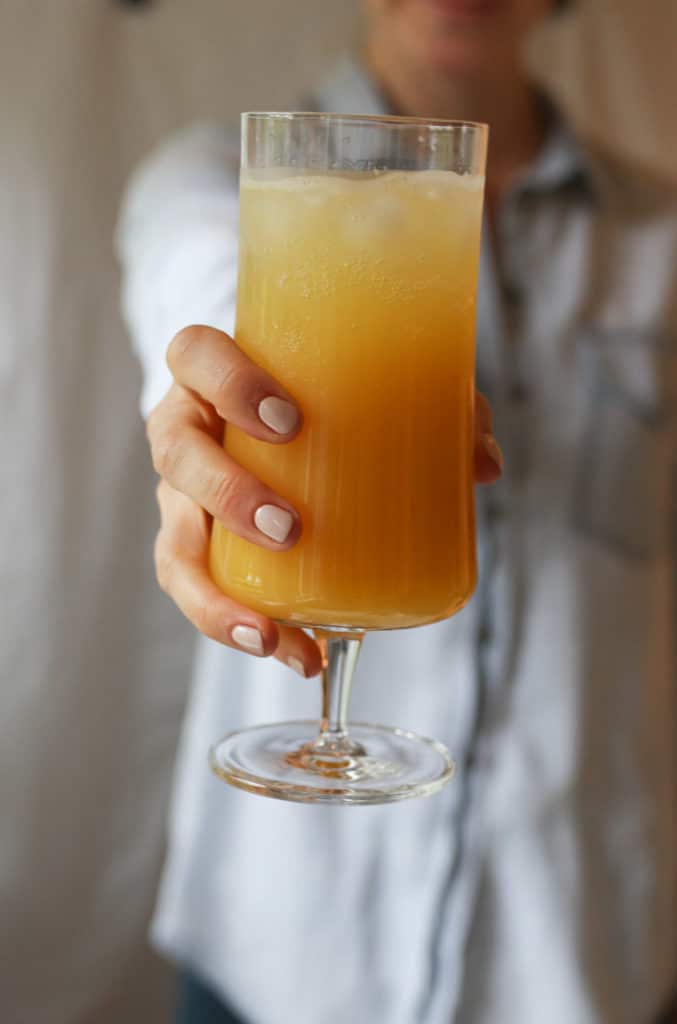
[118,57,677,1024]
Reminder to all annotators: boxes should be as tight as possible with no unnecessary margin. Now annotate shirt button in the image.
[510,380,529,404]
[485,500,502,524]
[468,741,495,774]
[478,623,492,647]
[503,282,523,308]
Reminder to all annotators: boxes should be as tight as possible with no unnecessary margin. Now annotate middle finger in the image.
[152,416,301,550]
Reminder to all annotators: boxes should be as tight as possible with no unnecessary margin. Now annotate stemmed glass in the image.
[209,112,488,804]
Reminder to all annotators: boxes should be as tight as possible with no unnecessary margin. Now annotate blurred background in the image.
[1,1,675,1022]
[107,0,677,176]
[9,0,671,175]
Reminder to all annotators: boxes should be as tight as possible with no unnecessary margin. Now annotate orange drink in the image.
[208,114,488,806]
[210,167,484,629]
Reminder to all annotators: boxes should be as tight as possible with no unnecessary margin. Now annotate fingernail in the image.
[231,624,264,655]
[258,396,298,435]
[254,504,294,544]
[288,656,306,678]
[481,433,504,473]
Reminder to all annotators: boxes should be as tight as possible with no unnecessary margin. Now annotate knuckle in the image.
[211,469,244,523]
[211,358,248,411]
[167,325,203,374]
[155,479,176,524]
[150,422,183,479]
[145,404,162,449]
[190,595,214,637]
[153,536,175,594]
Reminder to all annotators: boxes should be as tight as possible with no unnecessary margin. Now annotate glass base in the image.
[210,720,455,805]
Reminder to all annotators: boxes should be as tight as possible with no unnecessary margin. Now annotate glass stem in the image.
[312,629,365,756]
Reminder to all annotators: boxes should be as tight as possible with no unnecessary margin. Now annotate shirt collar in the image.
[307,53,389,118]
[310,54,599,203]
[507,98,599,204]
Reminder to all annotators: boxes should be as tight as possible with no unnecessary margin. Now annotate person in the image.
[118,1,677,1022]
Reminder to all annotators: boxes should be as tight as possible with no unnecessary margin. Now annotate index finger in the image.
[167,324,302,443]
[155,481,322,675]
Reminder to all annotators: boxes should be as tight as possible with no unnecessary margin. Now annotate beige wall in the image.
[119,0,360,155]
[530,0,677,179]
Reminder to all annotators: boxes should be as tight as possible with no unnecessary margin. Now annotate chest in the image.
[476,198,677,560]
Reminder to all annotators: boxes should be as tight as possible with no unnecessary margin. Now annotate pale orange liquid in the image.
[210,168,484,629]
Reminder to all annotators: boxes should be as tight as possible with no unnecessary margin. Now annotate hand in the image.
[146,325,503,678]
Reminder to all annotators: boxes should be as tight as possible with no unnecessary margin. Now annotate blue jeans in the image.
[176,972,248,1024]
[174,972,676,1024]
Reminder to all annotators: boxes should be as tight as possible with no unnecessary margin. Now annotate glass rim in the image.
[242,111,489,134]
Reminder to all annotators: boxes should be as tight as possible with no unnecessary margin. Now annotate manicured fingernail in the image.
[254,504,294,544]
[231,624,264,655]
[288,656,306,678]
[258,396,298,435]
[481,433,504,473]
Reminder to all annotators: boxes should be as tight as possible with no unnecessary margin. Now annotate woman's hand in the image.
[146,324,503,678]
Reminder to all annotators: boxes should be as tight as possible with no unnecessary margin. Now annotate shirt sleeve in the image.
[116,122,241,418]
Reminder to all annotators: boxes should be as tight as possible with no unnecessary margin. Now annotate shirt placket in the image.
[431,200,533,1024]
[420,213,529,1024]
[472,201,532,770]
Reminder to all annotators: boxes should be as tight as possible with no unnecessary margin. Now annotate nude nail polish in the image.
[231,625,264,655]
[254,504,294,544]
[258,396,298,435]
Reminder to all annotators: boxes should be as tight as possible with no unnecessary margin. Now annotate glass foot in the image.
[210,720,455,805]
